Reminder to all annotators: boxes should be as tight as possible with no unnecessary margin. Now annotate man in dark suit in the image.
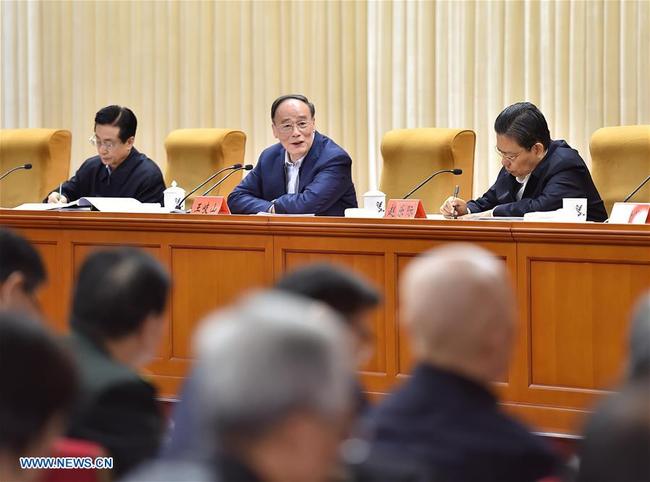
[440,102,607,221]
[228,94,358,216]
[65,248,170,477]
[46,105,166,205]
[364,244,559,482]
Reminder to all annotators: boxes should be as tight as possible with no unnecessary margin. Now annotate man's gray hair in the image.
[629,291,650,381]
[193,290,353,439]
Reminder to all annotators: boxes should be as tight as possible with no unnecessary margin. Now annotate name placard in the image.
[384,199,426,219]
[190,196,231,215]
[609,202,650,224]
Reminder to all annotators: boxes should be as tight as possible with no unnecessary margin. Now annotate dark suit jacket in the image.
[364,364,558,482]
[467,140,607,221]
[49,148,166,205]
[65,331,163,477]
[227,131,358,216]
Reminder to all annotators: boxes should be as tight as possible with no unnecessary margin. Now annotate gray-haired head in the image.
[193,290,353,441]
[629,291,650,381]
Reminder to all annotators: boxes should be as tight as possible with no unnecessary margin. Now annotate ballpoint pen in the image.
[58,182,63,202]
[451,185,459,219]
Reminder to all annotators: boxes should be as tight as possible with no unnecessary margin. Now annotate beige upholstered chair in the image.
[590,125,650,214]
[379,128,475,213]
[0,129,72,207]
[164,129,246,202]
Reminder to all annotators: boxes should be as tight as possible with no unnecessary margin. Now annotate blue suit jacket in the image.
[365,364,558,482]
[467,140,607,222]
[228,132,358,216]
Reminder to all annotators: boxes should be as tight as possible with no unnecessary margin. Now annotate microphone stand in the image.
[202,165,253,196]
[175,164,242,210]
[403,169,462,199]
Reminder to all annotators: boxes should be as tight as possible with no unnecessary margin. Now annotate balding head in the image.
[401,244,516,384]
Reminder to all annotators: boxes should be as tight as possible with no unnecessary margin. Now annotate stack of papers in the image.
[14,197,170,214]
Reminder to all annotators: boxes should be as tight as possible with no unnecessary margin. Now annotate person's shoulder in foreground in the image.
[46,105,165,205]
[65,248,170,477]
[440,101,607,222]
[228,94,357,216]
[364,244,559,482]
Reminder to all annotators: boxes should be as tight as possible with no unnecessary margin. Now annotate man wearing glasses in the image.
[46,105,165,205]
[440,102,607,222]
[228,94,358,215]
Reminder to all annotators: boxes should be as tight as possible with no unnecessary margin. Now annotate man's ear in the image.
[272,123,279,140]
[126,136,135,148]
[533,142,545,157]
[0,272,25,304]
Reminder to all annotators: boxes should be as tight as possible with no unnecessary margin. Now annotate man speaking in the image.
[46,105,165,205]
[228,94,358,216]
[441,102,607,222]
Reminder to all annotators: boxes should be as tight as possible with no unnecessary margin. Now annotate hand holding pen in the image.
[451,185,460,219]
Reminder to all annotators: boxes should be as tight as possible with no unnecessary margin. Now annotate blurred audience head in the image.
[0,311,77,481]
[0,228,46,316]
[71,248,170,368]
[401,243,515,384]
[577,382,650,482]
[194,291,353,482]
[275,263,380,362]
[629,291,650,382]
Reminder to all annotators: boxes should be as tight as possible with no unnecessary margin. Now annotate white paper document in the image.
[15,197,167,213]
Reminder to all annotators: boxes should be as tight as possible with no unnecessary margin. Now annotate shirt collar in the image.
[284,151,305,168]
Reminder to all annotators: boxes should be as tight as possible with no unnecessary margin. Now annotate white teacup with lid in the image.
[164,181,186,210]
[363,190,386,215]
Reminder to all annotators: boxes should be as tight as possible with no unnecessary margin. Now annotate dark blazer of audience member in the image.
[228,94,358,216]
[65,248,170,477]
[0,312,78,482]
[365,244,558,482]
[577,292,650,482]
[127,292,353,482]
[163,263,380,461]
[0,228,46,317]
[441,102,607,221]
[46,105,166,205]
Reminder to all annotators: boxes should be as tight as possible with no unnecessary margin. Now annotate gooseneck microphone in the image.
[202,164,253,196]
[623,175,650,203]
[0,163,32,182]
[175,164,243,209]
[403,168,463,199]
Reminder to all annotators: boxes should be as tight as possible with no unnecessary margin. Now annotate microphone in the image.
[202,164,253,196]
[0,163,32,182]
[175,164,243,209]
[403,168,462,199]
[623,175,650,202]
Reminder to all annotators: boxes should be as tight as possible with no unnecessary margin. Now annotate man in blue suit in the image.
[228,94,358,216]
[440,102,607,221]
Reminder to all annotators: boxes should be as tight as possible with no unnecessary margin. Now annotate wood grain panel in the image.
[529,259,650,390]
[170,245,270,360]
[31,240,67,332]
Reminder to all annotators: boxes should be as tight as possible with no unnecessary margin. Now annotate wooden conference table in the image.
[2,209,649,436]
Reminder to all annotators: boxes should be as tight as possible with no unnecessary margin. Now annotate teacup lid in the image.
[363,189,385,197]
[164,180,185,193]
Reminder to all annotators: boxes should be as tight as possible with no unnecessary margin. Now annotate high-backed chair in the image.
[164,129,246,203]
[590,125,650,214]
[379,128,475,213]
[0,129,71,207]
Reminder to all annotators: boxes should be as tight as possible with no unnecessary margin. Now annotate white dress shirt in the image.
[284,151,305,194]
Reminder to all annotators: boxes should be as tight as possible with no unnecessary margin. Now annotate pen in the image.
[58,182,62,201]
[451,185,459,219]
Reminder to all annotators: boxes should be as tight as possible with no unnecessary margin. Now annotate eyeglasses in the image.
[89,135,120,151]
[275,120,313,134]
[494,146,525,162]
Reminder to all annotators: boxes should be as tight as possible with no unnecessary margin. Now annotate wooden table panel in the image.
[2,210,649,435]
